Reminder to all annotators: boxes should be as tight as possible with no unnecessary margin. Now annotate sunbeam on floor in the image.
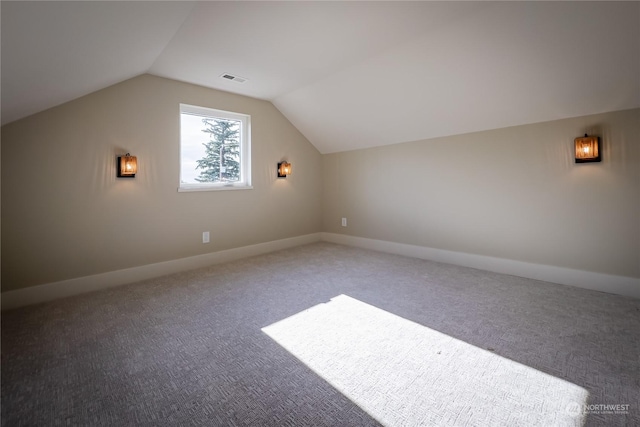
[262,294,588,427]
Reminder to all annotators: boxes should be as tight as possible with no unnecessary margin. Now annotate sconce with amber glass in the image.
[277,161,292,178]
[574,134,600,163]
[117,153,138,177]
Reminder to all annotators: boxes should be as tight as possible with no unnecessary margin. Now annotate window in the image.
[179,104,251,191]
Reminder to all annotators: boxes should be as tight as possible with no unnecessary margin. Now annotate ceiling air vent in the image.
[220,73,247,83]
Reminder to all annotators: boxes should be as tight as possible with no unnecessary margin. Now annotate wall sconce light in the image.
[277,161,292,178]
[575,134,601,163]
[117,153,138,177]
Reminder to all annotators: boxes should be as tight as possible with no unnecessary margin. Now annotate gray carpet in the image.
[263,294,590,426]
[2,242,639,426]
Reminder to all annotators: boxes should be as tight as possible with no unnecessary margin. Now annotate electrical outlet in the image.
[341,218,347,227]
[202,231,210,243]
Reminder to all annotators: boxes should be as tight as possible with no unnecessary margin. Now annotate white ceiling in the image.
[2,1,639,153]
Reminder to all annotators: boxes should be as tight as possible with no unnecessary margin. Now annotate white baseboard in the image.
[4,231,637,310]
[321,232,640,299]
[1,233,322,311]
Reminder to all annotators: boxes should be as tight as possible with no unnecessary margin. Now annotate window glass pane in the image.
[179,104,250,191]
[181,113,242,184]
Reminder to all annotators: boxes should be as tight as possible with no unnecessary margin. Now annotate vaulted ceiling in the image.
[2,1,639,153]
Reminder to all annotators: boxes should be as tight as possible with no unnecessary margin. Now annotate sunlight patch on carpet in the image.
[262,294,588,427]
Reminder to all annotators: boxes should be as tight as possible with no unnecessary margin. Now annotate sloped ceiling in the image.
[2,1,639,153]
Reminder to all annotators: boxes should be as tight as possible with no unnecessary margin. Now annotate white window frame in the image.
[178,104,252,192]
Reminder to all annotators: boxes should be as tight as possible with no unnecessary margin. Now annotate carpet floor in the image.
[2,242,639,426]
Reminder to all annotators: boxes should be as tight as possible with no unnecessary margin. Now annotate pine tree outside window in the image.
[179,104,251,191]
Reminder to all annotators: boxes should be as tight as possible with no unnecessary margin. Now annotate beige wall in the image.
[323,108,640,279]
[1,74,322,292]
[3,75,638,295]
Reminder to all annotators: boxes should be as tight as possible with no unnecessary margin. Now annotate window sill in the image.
[178,185,253,193]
